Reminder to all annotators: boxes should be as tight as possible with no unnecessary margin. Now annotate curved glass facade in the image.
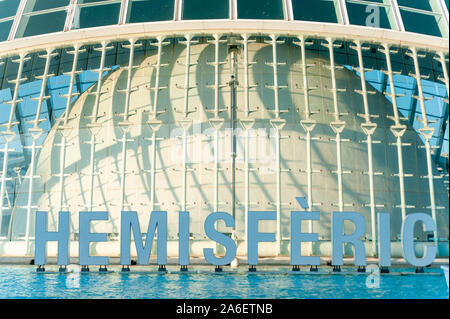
[0,0,448,43]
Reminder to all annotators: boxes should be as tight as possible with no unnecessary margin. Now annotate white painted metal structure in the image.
[0,3,448,259]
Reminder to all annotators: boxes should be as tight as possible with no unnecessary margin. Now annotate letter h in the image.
[35,211,70,266]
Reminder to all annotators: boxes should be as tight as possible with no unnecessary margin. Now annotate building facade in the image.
[0,0,449,260]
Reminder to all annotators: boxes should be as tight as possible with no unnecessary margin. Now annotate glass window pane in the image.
[183,0,229,20]
[23,0,70,13]
[127,0,174,23]
[397,0,433,11]
[346,2,394,29]
[292,0,339,23]
[73,3,121,29]
[237,0,284,20]
[0,20,13,42]
[400,9,443,37]
[0,0,20,19]
[16,10,67,38]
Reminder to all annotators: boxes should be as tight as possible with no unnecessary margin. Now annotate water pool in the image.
[0,265,447,299]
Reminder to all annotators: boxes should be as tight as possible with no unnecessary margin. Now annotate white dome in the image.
[10,41,449,256]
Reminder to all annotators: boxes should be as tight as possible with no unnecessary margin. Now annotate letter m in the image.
[120,211,167,265]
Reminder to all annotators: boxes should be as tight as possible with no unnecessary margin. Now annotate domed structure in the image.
[8,40,450,257]
[0,0,448,260]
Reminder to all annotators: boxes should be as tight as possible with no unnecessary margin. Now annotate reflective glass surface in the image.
[346,2,394,30]
[73,3,121,29]
[0,20,13,42]
[23,0,71,13]
[400,9,444,37]
[183,0,229,20]
[0,0,20,19]
[292,0,339,23]
[127,0,174,23]
[237,0,284,19]
[16,10,67,38]
[397,0,434,11]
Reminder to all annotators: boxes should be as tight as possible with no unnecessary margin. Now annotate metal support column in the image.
[1,52,29,237]
[409,47,438,242]
[147,36,170,119]
[323,38,349,212]
[380,43,410,223]
[352,40,383,256]
[296,36,319,244]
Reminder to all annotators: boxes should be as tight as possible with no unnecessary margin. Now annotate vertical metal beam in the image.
[61,44,84,124]
[28,49,57,131]
[408,83,419,126]
[84,134,101,211]
[144,121,163,212]
[118,39,141,123]
[435,52,449,163]
[0,141,15,236]
[150,129,160,211]
[269,121,287,255]
[174,0,183,21]
[147,36,169,118]
[119,0,130,25]
[238,33,257,252]
[229,43,238,241]
[84,41,112,211]
[381,43,408,222]
[44,85,55,127]
[177,35,198,118]
[231,0,237,20]
[213,128,220,212]
[282,0,292,20]
[5,53,28,133]
[53,133,71,233]
[206,34,227,118]
[437,0,449,34]
[265,35,288,118]
[336,0,349,24]
[176,121,193,214]
[0,52,29,235]
[275,127,282,252]
[436,52,449,98]
[8,0,27,40]
[389,0,405,31]
[13,89,30,165]
[86,41,113,123]
[237,34,257,118]
[324,38,348,212]
[297,36,318,247]
[116,131,134,212]
[53,45,83,236]
[181,127,188,212]
[409,47,438,242]
[64,0,79,32]
[23,134,41,255]
[352,40,380,256]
